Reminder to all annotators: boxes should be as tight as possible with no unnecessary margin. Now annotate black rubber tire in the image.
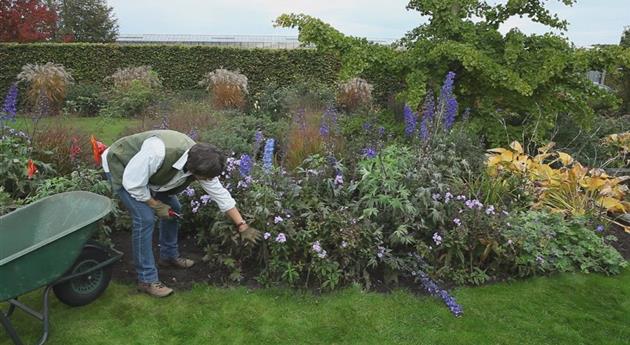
[53,246,113,307]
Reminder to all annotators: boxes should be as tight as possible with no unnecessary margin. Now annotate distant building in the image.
[116,34,395,49]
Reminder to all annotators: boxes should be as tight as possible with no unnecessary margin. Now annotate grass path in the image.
[2,270,629,345]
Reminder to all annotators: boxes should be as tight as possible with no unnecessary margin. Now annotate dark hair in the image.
[185,143,226,179]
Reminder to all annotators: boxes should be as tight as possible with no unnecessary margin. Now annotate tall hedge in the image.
[0,43,341,97]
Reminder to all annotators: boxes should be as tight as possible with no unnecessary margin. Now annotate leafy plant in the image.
[504,211,627,276]
[17,62,74,114]
[64,82,107,116]
[104,65,162,91]
[100,80,158,118]
[0,135,53,199]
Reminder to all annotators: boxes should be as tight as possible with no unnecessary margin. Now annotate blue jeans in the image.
[106,174,181,283]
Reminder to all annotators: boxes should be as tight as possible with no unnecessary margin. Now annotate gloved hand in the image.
[149,200,172,219]
[238,225,261,244]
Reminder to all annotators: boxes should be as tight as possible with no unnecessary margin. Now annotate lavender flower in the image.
[334,174,344,186]
[403,104,417,137]
[1,83,18,124]
[190,200,200,213]
[274,216,284,224]
[263,138,275,173]
[596,225,604,233]
[453,218,462,226]
[465,199,483,209]
[432,232,443,246]
[183,186,195,197]
[362,147,377,159]
[377,246,386,259]
[317,250,327,259]
[432,193,441,201]
[275,233,287,243]
[416,270,463,317]
[443,97,458,130]
[264,232,271,240]
[200,194,211,205]
[312,241,322,253]
[485,205,496,215]
[239,154,253,177]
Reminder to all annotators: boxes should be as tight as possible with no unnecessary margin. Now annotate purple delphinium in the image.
[262,138,275,173]
[437,72,457,131]
[362,147,377,159]
[403,104,417,137]
[320,106,338,138]
[443,97,458,131]
[1,83,18,123]
[416,270,463,317]
[239,153,253,177]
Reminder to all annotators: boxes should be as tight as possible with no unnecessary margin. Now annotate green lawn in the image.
[2,270,629,345]
[12,116,138,144]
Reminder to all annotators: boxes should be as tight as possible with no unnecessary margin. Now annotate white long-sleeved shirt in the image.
[102,137,236,212]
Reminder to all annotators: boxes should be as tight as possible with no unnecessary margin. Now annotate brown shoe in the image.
[137,282,173,298]
[159,256,195,269]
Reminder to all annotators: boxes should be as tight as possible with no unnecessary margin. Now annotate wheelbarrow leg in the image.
[36,286,51,345]
[0,309,23,345]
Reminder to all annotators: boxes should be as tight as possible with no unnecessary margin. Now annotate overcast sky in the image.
[106,0,629,46]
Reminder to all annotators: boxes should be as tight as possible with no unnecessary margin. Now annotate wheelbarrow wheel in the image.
[53,246,113,307]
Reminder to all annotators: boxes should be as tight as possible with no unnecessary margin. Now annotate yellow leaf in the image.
[501,151,514,162]
[486,155,502,167]
[597,197,626,213]
[556,151,574,166]
[510,141,524,153]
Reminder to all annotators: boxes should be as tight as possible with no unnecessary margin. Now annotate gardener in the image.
[101,129,260,297]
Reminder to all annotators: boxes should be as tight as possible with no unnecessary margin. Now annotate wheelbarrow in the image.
[0,191,123,345]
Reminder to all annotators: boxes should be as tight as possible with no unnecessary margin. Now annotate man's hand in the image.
[239,225,261,244]
[148,199,172,219]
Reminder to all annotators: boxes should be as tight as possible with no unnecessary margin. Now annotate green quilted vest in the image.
[107,130,196,194]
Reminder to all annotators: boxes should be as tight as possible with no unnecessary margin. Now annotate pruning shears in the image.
[168,209,183,219]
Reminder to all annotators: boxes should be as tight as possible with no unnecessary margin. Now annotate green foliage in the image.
[0,135,53,199]
[253,80,335,119]
[0,186,14,215]
[504,211,627,276]
[100,80,159,118]
[0,43,340,101]
[64,82,107,116]
[275,2,627,146]
[57,0,118,42]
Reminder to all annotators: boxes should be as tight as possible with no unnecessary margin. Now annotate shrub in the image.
[100,80,158,118]
[64,82,107,116]
[504,211,627,276]
[30,123,90,175]
[16,62,74,114]
[0,135,54,199]
[198,68,248,110]
[336,77,373,112]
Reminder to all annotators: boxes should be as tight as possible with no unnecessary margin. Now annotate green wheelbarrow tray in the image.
[0,191,123,345]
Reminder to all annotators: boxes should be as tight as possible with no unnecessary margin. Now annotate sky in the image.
[106,0,629,47]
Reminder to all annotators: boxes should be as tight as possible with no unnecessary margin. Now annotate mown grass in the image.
[12,116,138,144]
[2,270,629,345]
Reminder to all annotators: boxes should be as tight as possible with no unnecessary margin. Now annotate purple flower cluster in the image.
[416,270,463,317]
[1,83,18,124]
[263,138,275,173]
[320,106,338,138]
[438,72,458,131]
[239,154,253,177]
[312,240,327,258]
[376,246,386,259]
[432,232,443,246]
[403,104,417,137]
[275,233,287,243]
[362,147,377,159]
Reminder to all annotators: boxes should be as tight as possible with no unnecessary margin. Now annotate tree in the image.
[57,0,118,42]
[0,0,57,42]
[276,1,622,145]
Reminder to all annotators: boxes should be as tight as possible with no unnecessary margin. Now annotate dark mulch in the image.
[610,224,630,260]
[111,230,226,290]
